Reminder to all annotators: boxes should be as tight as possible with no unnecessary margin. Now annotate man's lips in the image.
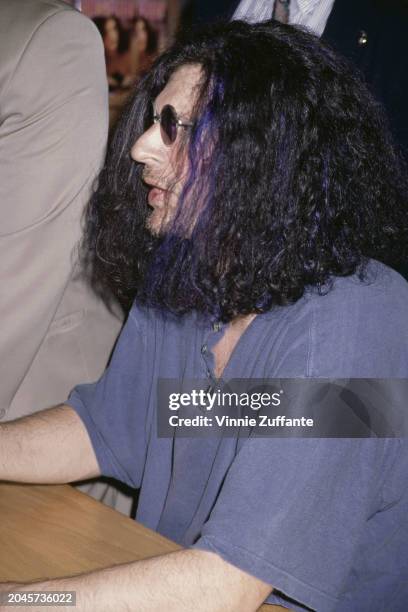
[142,172,173,207]
[147,186,167,207]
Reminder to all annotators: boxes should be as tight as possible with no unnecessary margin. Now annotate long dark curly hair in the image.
[84,19,408,322]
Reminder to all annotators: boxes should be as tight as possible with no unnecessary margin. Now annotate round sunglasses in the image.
[150,103,193,145]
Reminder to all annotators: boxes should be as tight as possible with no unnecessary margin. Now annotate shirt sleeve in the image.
[66,309,151,489]
[192,436,397,612]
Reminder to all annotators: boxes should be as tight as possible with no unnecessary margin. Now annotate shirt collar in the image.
[294,0,324,18]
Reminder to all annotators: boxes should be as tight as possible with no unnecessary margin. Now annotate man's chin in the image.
[146,211,168,236]
[145,207,193,239]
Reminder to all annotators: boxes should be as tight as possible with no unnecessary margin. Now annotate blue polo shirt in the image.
[68,260,408,611]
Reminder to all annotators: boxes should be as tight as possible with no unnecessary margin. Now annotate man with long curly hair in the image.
[1,20,408,612]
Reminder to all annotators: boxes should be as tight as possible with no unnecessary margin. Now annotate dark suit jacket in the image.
[323,0,408,157]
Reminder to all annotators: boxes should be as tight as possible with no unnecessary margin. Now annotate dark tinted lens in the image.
[160,105,177,145]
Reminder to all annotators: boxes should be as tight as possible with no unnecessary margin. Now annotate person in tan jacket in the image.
[0,0,127,510]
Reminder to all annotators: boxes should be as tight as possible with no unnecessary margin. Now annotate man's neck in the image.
[230,313,257,330]
[212,313,257,378]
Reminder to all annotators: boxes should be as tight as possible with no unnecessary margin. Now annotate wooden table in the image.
[0,483,286,611]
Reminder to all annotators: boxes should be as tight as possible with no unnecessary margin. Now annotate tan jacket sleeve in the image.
[0,8,109,411]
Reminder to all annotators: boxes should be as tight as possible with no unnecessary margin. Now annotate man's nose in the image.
[130,123,162,164]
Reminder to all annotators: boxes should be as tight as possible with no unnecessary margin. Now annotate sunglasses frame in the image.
[151,103,193,145]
